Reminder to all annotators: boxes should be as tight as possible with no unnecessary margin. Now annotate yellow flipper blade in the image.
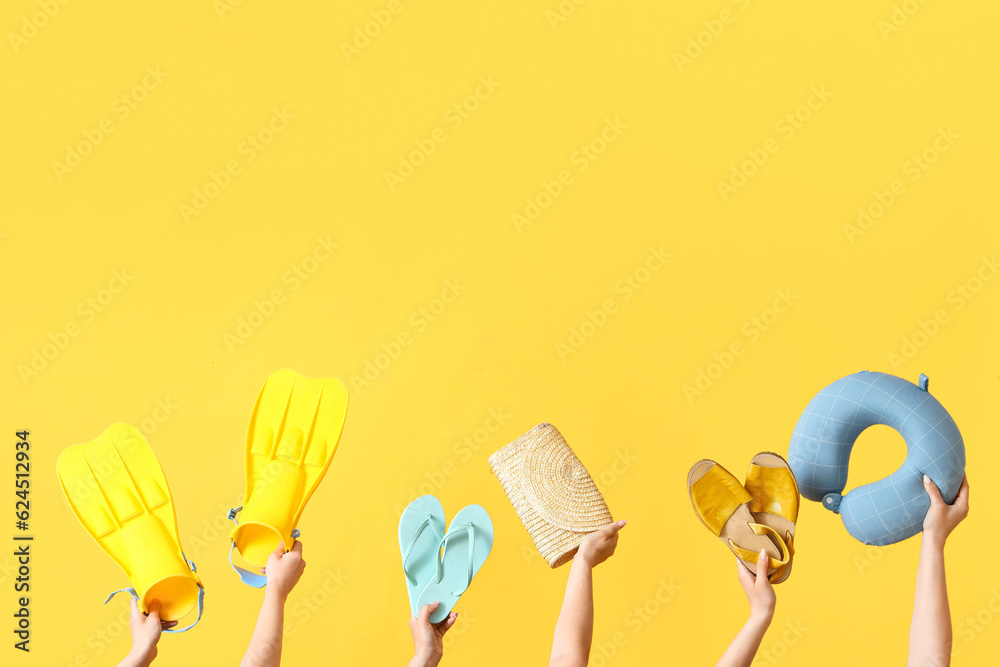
[56,423,201,622]
[233,369,349,566]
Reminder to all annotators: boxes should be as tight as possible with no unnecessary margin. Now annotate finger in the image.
[440,612,458,634]
[735,558,753,586]
[957,474,970,503]
[271,541,286,559]
[755,548,768,582]
[432,612,458,633]
[417,601,439,625]
[289,540,303,556]
[606,519,627,535]
[923,475,944,505]
[129,597,141,619]
[162,620,178,629]
[146,600,162,624]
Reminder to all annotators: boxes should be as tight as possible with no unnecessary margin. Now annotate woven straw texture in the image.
[488,423,613,568]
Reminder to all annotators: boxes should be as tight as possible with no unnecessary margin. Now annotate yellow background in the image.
[2,0,998,665]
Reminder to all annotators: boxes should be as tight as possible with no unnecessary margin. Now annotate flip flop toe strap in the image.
[436,523,476,596]
[402,514,444,586]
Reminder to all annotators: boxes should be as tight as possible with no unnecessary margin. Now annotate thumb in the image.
[604,519,627,536]
[146,599,162,623]
[417,601,439,625]
[271,541,286,559]
[923,475,944,505]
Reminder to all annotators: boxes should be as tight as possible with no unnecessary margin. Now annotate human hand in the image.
[922,473,969,548]
[263,540,306,600]
[575,519,627,569]
[408,601,458,666]
[736,550,776,623]
[124,598,176,666]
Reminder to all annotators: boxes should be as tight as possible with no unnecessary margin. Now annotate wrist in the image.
[125,647,153,667]
[264,586,289,605]
[922,533,947,552]
[411,648,441,666]
[572,551,596,570]
[749,607,775,626]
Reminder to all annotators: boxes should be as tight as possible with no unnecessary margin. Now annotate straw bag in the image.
[488,423,613,568]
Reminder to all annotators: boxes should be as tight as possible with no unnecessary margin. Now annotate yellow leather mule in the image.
[744,452,799,584]
[688,459,789,581]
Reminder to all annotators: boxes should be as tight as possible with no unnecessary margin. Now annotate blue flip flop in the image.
[398,495,447,616]
[416,504,494,623]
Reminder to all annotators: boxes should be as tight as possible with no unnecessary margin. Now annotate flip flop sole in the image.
[398,495,446,617]
[416,504,494,623]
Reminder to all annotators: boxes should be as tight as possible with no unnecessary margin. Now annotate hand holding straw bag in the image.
[488,423,613,568]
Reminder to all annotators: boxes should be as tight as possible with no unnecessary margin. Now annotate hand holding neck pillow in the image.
[787,371,965,546]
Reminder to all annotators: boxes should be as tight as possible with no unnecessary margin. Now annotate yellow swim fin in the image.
[57,423,204,630]
[228,369,349,586]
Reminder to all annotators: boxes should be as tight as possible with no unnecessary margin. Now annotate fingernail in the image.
[760,548,766,557]
[923,475,931,484]
[618,519,627,526]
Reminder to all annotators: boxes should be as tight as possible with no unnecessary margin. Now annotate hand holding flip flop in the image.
[398,495,494,623]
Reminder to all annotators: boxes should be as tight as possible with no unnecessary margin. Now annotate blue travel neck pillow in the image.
[787,371,965,546]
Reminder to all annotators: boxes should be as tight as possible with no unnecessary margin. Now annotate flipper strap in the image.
[105,560,206,633]
[226,506,300,588]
